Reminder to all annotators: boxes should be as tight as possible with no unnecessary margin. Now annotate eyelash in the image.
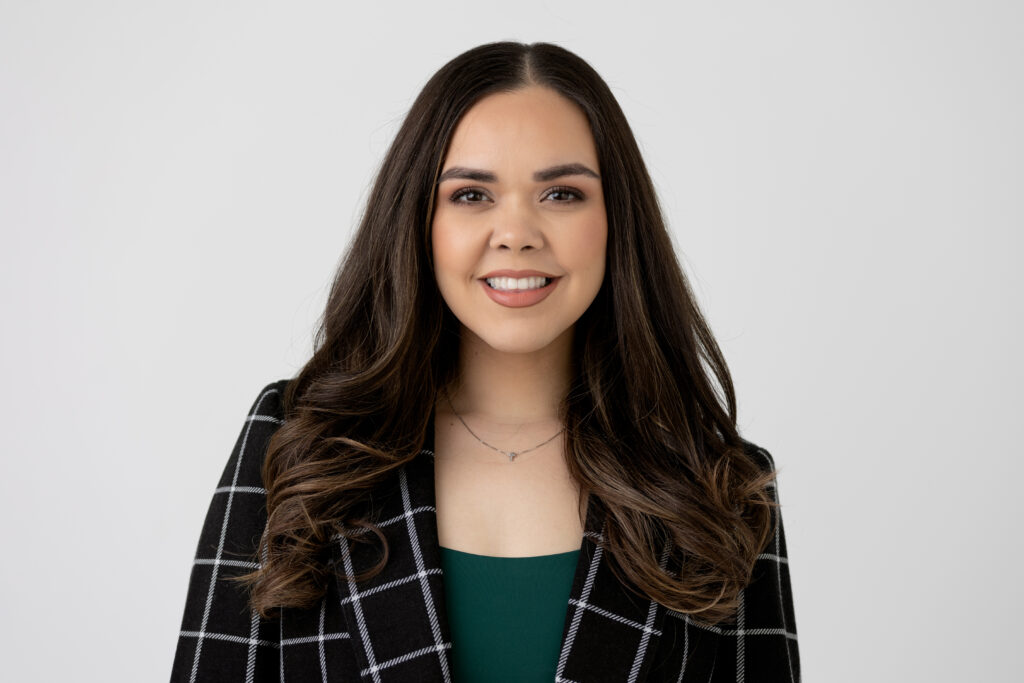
[448,185,585,205]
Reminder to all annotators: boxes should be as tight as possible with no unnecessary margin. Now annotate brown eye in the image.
[450,188,490,204]
[544,186,584,202]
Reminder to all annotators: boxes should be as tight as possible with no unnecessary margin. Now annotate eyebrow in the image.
[436,162,600,184]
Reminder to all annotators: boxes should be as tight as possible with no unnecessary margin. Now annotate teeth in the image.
[485,276,551,291]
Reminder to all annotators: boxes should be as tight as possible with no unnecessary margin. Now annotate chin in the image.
[465,320,575,356]
[477,334,560,355]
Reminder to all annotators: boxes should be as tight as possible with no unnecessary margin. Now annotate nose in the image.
[488,198,544,252]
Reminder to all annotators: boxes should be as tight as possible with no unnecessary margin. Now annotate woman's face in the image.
[431,85,608,355]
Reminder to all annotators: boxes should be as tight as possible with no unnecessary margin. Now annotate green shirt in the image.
[439,546,580,683]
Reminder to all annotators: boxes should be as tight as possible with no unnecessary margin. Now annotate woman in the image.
[172,42,799,682]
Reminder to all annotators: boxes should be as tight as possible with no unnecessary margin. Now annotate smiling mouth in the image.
[483,276,554,291]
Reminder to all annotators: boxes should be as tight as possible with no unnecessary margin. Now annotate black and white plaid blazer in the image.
[171,380,799,682]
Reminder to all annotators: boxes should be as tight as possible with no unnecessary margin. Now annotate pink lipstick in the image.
[479,270,561,308]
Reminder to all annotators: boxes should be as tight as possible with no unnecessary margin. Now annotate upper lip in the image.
[480,269,558,279]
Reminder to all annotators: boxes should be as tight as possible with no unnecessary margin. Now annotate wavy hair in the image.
[237,41,775,625]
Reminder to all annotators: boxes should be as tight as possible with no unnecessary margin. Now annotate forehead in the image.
[444,85,599,168]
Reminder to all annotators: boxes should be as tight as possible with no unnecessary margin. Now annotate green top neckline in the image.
[439,545,580,560]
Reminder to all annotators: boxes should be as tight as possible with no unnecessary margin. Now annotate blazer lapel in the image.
[331,449,454,683]
[554,489,668,683]
[331,418,666,682]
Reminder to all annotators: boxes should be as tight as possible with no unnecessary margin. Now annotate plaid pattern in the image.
[172,380,799,682]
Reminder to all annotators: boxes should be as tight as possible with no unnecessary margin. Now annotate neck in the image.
[444,326,573,426]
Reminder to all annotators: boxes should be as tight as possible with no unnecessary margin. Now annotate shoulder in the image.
[188,380,293,571]
[239,378,292,445]
[738,436,777,473]
[240,377,292,444]
[738,437,782,506]
[245,378,291,421]
[214,379,292,491]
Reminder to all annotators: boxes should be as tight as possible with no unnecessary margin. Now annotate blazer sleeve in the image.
[170,380,289,682]
[710,443,801,683]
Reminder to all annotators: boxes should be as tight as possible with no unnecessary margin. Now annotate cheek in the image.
[431,219,475,293]
[571,213,609,280]
[431,221,457,276]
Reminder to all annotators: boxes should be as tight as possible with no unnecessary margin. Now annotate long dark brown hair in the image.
[238,41,775,625]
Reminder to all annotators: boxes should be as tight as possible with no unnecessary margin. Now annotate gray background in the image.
[2,1,1020,680]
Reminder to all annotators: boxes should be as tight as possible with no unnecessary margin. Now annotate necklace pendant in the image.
[507,451,517,462]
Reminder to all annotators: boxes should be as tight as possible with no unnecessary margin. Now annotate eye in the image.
[449,187,491,204]
[543,186,585,203]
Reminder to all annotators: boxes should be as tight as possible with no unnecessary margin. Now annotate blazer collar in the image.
[330,414,667,682]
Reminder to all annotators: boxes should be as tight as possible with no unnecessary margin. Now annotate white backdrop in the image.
[2,1,1020,681]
